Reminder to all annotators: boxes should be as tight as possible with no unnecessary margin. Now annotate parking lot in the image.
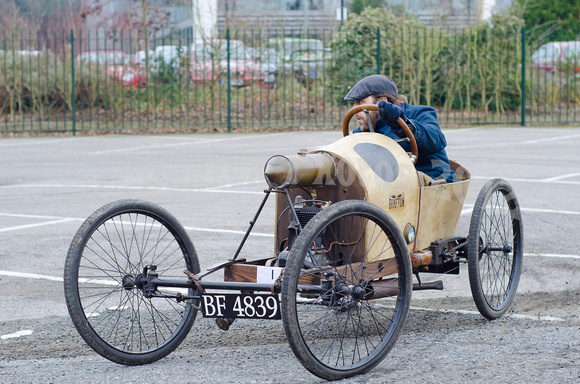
[0,127,579,383]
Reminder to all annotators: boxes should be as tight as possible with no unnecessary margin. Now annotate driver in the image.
[344,75,455,184]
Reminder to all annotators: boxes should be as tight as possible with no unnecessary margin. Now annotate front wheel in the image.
[468,179,523,319]
[281,200,412,380]
[64,199,200,365]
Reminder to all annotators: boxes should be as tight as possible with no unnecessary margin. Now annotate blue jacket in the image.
[354,104,455,183]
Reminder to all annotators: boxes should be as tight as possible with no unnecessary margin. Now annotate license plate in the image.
[201,293,281,320]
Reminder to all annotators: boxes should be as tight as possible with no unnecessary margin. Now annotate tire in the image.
[468,179,523,319]
[281,200,412,380]
[64,199,200,365]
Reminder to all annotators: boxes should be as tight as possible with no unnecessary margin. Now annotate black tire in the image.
[468,179,523,319]
[64,199,200,365]
[281,200,412,380]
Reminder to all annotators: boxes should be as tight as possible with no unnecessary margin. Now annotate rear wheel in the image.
[281,200,412,380]
[64,199,200,365]
[468,179,523,319]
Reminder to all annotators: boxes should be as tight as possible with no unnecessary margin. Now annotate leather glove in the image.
[378,100,404,130]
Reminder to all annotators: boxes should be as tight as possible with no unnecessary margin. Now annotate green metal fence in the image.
[1,25,579,135]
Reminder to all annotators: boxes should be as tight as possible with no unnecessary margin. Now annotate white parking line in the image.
[525,253,580,260]
[205,180,264,190]
[522,132,580,144]
[448,132,580,150]
[460,204,580,216]
[88,133,289,155]
[1,330,34,340]
[0,212,274,237]
[0,183,264,195]
[471,175,580,186]
[87,140,211,154]
[521,207,580,215]
[410,306,564,322]
[442,127,484,134]
[184,225,273,237]
[0,218,79,233]
[541,173,580,182]
[0,213,79,220]
[0,270,63,282]
[460,204,473,216]
[0,138,77,147]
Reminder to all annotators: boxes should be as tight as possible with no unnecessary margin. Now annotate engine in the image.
[275,195,329,267]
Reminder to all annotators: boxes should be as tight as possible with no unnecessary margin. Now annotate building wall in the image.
[390,0,512,26]
[216,0,347,36]
[219,0,341,13]
[84,0,512,42]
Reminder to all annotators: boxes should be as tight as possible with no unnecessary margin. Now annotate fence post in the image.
[377,27,381,74]
[521,26,526,127]
[70,29,76,136]
[226,27,232,133]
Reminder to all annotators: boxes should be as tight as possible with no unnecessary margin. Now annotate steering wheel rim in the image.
[342,104,418,164]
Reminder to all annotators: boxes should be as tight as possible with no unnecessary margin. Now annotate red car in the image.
[530,41,580,74]
[77,50,145,88]
[190,39,264,87]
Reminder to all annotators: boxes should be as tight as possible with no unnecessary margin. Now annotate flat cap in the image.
[343,75,398,101]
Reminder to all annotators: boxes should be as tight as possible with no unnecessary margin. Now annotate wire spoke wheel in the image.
[468,179,523,319]
[281,200,412,380]
[64,200,200,365]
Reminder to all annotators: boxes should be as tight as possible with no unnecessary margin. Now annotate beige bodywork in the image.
[271,133,470,261]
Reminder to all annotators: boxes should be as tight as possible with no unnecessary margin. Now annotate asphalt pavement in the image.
[0,127,579,383]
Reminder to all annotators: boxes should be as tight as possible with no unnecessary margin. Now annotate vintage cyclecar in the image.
[64,105,523,380]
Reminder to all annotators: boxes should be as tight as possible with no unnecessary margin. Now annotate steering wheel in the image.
[342,104,418,165]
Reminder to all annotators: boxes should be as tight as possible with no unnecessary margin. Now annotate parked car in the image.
[292,48,332,85]
[266,38,330,86]
[247,47,284,87]
[132,50,153,67]
[131,50,153,86]
[266,37,324,63]
[152,45,190,71]
[190,39,264,87]
[77,50,144,88]
[530,41,580,74]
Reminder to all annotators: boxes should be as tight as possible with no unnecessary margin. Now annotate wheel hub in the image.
[126,273,148,291]
[333,282,350,297]
[326,282,368,311]
[351,285,366,301]
[122,274,136,290]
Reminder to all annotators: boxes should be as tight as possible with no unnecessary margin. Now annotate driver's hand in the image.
[378,100,404,129]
